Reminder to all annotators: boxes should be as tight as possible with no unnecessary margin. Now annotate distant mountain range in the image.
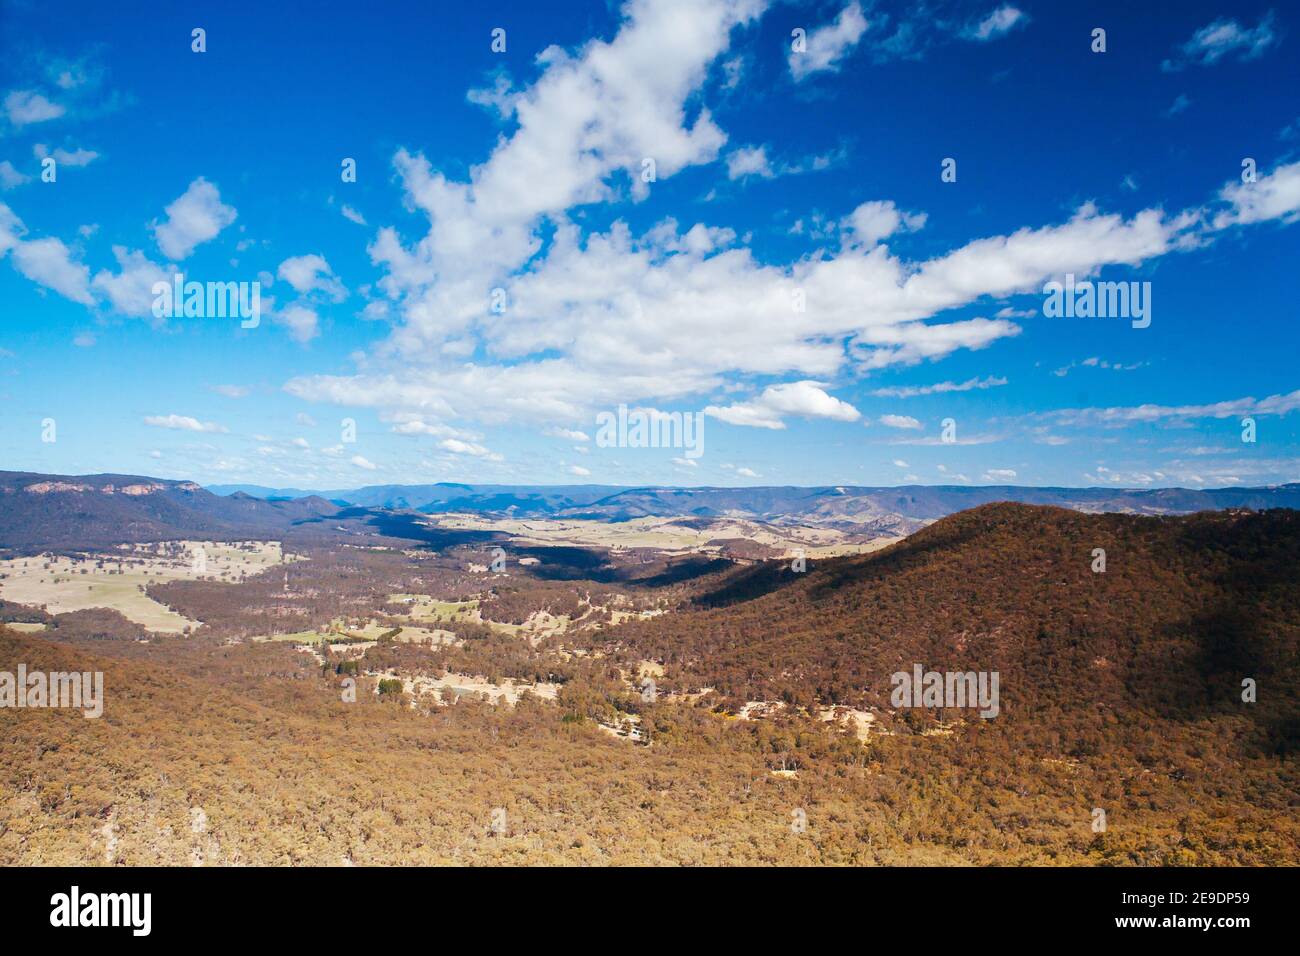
[0,472,341,551]
[209,480,1300,530]
[5,470,1300,553]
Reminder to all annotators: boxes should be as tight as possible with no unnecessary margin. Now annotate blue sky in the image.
[1,0,1298,490]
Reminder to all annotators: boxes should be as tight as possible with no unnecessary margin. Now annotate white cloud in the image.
[735,466,758,478]
[278,254,346,300]
[276,2,1300,452]
[4,90,64,126]
[274,303,320,344]
[727,144,844,183]
[1052,357,1145,377]
[91,246,171,318]
[1213,160,1300,229]
[1163,13,1278,70]
[143,414,227,433]
[984,468,1017,480]
[892,459,908,468]
[1051,389,1300,426]
[73,332,96,347]
[151,177,237,260]
[964,6,1027,42]
[870,376,1006,398]
[33,144,99,167]
[568,464,591,477]
[439,438,503,461]
[213,384,250,398]
[726,145,773,180]
[340,204,367,226]
[546,426,591,442]
[893,432,999,446]
[0,161,30,190]
[854,318,1021,369]
[351,455,378,470]
[11,237,93,304]
[878,414,922,430]
[392,419,462,438]
[789,3,869,81]
[706,380,860,429]
[845,200,926,246]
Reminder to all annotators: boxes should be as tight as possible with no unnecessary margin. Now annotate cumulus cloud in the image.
[143,414,227,433]
[878,414,922,430]
[439,438,503,461]
[845,200,926,246]
[150,177,237,260]
[789,3,869,81]
[259,0,1300,451]
[91,247,171,318]
[706,380,860,429]
[12,237,93,304]
[273,303,320,344]
[4,90,64,126]
[725,145,773,180]
[278,254,347,300]
[33,144,99,167]
[392,419,464,438]
[351,455,378,470]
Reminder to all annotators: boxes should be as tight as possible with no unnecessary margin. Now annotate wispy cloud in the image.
[963,6,1028,43]
[1163,13,1279,70]
[870,376,1006,399]
[789,2,869,81]
[1049,389,1300,426]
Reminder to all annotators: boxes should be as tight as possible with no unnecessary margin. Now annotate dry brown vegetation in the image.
[1,504,1296,865]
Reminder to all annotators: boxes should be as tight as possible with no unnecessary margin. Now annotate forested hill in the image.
[594,503,1300,750]
[0,471,339,550]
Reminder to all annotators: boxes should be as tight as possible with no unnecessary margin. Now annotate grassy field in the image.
[424,513,897,556]
[0,541,291,634]
[389,594,481,622]
[253,620,459,647]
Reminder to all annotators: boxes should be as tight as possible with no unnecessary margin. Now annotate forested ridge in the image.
[1,503,1296,865]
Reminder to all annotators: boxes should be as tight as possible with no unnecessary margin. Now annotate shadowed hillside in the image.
[595,504,1300,743]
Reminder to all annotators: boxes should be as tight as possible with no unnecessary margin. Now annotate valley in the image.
[0,471,1296,866]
